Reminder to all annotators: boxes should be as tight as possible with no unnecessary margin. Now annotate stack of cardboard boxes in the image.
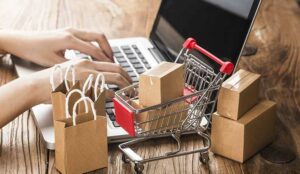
[211,69,277,163]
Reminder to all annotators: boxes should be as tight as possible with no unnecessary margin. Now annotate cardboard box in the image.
[131,99,188,132]
[217,69,261,120]
[139,61,184,106]
[211,100,277,163]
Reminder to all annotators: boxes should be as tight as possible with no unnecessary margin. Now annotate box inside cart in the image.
[139,61,185,107]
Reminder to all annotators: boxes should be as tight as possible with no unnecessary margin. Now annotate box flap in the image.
[142,61,183,78]
[238,100,276,125]
[222,69,260,92]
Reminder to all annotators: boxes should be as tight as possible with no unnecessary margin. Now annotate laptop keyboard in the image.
[106,45,151,127]
[73,44,151,127]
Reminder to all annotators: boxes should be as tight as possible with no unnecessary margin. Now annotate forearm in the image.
[0,74,50,128]
[0,30,26,57]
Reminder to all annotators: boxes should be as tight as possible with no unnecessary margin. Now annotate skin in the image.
[0,28,132,128]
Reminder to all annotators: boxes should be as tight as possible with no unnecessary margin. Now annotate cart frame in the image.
[113,38,234,173]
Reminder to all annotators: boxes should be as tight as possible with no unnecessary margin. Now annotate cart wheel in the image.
[122,154,130,163]
[134,163,144,174]
[199,152,209,164]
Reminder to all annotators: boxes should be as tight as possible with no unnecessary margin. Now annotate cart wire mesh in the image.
[113,38,234,174]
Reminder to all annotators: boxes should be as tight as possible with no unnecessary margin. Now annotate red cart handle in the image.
[183,38,234,75]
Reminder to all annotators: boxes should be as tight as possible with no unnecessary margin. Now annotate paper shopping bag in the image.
[81,73,106,116]
[50,64,81,121]
[55,96,108,174]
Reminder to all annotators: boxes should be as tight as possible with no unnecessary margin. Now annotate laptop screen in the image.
[150,0,260,66]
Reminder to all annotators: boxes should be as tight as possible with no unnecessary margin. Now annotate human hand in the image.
[0,28,113,67]
[30,59,132,104]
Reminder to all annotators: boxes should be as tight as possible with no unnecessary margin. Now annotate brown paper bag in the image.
[55,96,108,174]
[81,73,106,116]
[50,64,81,121]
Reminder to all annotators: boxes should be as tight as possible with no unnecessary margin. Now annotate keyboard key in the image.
[138,54,145,59]
[107,84,119,91]
[128,71,137,77]
[107,108,114,115]
[114,53,123,58]
[141,58,148,64]
[109,114,116,121]
[133,64,143,69]
[112,47,121,53]
[131,45,138,49]
[106,102,114,108]
[121,45,131,50]
[127,54,137,59]
[136,68,145,74]
[112,121,120,127]
[117,57,127,63]
[123,49,133,55]
[107,84,117,88]
[129,59,140,64]
[134,49,141,54]
[145,64,151,69]
[124,67,133,72]
[132,77,139,82]
[120,62,130,67]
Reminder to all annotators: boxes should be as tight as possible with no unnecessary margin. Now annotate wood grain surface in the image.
[0,0,299,173]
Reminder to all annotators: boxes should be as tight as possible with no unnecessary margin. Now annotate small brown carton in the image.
[131,99,188,132]
[139,61,184,107]
[217,69,261,120]
[211,100,277,163]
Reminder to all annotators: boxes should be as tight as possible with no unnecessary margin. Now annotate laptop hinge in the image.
[148,47,165,63]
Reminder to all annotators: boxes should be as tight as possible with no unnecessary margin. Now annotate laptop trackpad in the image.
[32,104,55,149]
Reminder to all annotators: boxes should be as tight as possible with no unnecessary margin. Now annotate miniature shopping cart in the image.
[113,38,234,173]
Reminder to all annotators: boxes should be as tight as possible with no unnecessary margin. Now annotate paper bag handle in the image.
[65,89,87,118]
[72,97,97,126]
[50,65,63,91]
[82,73,105,100]
[82,74,94,94]
[64,64,76,91]
[94,73,105,99]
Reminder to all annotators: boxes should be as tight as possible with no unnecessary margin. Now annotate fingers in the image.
[67,36,112,62]
[52,54,66,64]
[105,89,115,100]
[71,59,132,89]
[66,28,113,62]
[101,72,131,89]
[41,54,66,67]
[92,61,132,84]
[84,69,131,90]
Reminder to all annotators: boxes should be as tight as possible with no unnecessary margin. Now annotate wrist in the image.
[0,31,8,54]
[0,31,28,56]
[27,72,52,105]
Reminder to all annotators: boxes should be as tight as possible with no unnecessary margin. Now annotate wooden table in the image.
[0,0,299,173]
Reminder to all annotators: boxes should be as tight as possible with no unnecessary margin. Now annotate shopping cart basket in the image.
[113,38,234,173]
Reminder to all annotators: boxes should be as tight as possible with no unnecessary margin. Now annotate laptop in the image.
[13,0,261,150]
